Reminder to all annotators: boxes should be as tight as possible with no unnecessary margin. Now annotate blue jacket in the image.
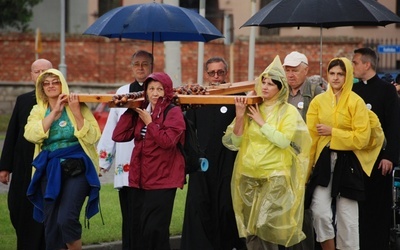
[27,144,100,222]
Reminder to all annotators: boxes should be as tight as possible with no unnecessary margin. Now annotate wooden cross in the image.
[77,80,262,108]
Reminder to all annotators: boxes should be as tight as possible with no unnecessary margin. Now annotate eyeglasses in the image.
[133,62,151,68]
[207,70,226,77]
[43,80,61,87]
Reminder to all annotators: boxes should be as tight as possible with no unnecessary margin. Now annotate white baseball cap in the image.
[283,51,308,67]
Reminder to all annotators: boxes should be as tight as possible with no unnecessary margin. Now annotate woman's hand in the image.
[135,108,152,125]
[234,97,247,118]
[43,94,68,132]
[67,93,81,114]
[248,104,265,127]
[54,94,68,114]
[316,123,332,136]
[67,93,84,130]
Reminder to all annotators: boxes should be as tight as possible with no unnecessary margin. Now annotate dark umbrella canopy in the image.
[241,0,400,78]
[242,0,400,29]
[83,2,223,42]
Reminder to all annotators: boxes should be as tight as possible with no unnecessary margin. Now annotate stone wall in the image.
[0,33,364,114]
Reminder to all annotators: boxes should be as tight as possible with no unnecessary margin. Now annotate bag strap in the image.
[163,104,175,122]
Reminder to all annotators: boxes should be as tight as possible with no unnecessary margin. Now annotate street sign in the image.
[377,45,400,54]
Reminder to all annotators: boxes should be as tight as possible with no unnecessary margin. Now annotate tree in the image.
[0,0,43,31]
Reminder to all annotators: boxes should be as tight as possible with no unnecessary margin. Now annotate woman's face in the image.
[261,77,280,100]
[146,81,165,106]
[328,65,346,93]
[42,76,62,98]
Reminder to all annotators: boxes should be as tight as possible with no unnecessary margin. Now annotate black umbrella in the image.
[242,0,400,76]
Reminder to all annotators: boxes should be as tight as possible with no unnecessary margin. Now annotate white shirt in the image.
[97,84,134,189]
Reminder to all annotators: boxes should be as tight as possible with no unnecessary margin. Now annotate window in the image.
[98,0,122,17]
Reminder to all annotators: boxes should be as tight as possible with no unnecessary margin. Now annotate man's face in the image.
[352,53,368,80]
[284,64,308,90]
[31,62,52,83]
[205,61,227,86]
[132,54,152,83]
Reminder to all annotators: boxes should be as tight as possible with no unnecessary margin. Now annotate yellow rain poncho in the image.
[306,58,384,177]
[24,69,101,173]
[222,56,312,247]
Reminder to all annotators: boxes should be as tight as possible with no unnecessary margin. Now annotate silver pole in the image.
[248,0,256,81]
[59,0,67,78]
[197,0,205,85]
[320,27,323,78]
[164,0,181,87]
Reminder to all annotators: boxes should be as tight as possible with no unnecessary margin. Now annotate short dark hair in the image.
[261,76,282,90]
[205,57,228,72]
[328,58,346,73]
[354,48,378,71]
[131,50,154,64]
[272,79,282,90]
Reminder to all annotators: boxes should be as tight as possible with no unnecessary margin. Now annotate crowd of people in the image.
[0,47,399,250]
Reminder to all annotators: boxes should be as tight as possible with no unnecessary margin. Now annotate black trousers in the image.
[8,179,46,250]
[129,187,177,250]
[119,186,137,250]
[359,162,392,250]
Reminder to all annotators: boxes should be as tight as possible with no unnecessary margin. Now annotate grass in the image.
[0,114,10,136]
[0,181,187,248]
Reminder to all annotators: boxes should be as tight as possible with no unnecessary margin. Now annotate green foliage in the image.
[0,183,187,247]
[0,0,43,31]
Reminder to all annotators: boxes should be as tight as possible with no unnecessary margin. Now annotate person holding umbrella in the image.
[352,47,400,250]
[283,51,323,122]
[283,51,323,250]
[97,50,153,250]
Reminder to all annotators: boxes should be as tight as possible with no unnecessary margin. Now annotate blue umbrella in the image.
[83,2,223,43]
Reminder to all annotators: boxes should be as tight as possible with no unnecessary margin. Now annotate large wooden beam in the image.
[107,95,263,109]
[78,93,114,103]
[206,80,255,95]
[77,80,256,103]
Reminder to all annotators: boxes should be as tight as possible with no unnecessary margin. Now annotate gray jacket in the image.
[300,78,324,121]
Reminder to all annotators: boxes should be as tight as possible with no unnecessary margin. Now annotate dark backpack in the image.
[164,104,208,174]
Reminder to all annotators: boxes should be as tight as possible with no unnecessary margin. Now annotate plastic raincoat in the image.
[24,69,101,173]
[222,55,312,247]
[306,58,384,178]
[24,69,101,221]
